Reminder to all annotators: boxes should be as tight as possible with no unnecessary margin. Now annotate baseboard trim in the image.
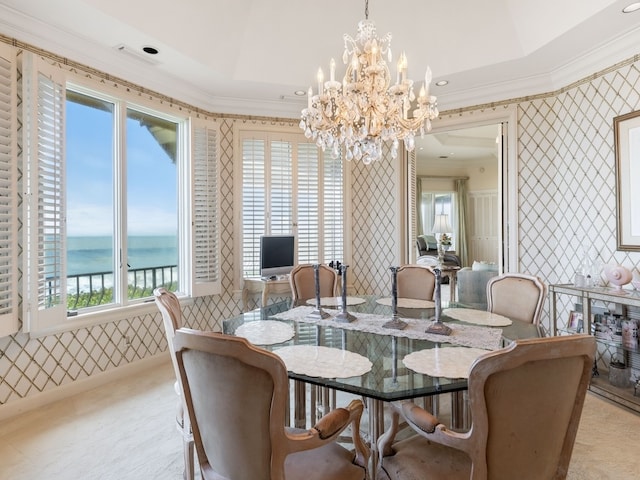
[0,353,171,422]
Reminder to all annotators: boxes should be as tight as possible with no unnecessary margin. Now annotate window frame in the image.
[232,123,347,290]
[21,53,220,337]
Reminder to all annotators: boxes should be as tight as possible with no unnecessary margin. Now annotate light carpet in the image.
[0,360,638,479]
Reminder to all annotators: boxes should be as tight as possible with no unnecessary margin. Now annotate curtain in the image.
[423,192,435,235]
[455,179,470,267]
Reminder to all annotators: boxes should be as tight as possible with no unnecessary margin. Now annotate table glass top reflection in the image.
[222,296,541,402]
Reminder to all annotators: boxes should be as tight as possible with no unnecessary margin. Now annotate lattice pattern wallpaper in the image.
[2,39,640,411]
[350,149,400,296]
[518,61,640,330]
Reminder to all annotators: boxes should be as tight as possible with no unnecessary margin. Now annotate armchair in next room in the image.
[415,234,461,268]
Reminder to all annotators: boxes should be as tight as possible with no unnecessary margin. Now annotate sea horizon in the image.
[67,235,178,277]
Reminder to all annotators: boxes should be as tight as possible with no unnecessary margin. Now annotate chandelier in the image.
[300,0,439,164]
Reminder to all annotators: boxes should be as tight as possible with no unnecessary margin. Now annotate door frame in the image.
[404,106,518,273]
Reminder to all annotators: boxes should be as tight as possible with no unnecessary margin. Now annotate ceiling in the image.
[1,0,640,122]
[418,124,500,169]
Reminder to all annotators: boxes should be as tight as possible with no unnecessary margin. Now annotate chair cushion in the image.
[380,435,471,480]
[285,441,365,480]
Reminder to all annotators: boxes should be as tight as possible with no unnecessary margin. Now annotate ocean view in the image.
[67,235,178,276]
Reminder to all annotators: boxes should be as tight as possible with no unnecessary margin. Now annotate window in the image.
[238,129,344,278]
[64,93,181,309]
[65,91,116,309]
[22,53,220,335]
[125,108,179,300]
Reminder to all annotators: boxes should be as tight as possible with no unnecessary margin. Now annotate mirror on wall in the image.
[614,110,640,251]
[413,123,502,268]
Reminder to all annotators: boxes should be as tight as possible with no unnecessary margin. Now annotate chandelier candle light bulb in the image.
[300,0,439,164]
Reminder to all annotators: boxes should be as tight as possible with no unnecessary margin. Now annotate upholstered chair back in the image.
[476,336,593,477]
[486,273,547,325]
[179,331,281,479]
[290,264,338,302]
[396,265,436,301]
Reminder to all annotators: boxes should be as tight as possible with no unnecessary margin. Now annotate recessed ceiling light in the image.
[142,46,159,55]
[623,2,640,13]
[435,80,448,87]
[294,90,306,96]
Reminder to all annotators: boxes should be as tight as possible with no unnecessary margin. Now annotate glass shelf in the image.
[549,283,640,414]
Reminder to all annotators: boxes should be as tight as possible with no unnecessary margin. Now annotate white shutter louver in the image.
[296,142,319,264]
[241,137,266,277]
[23,53,67,334]
[322,150,344,265]
[191,121,221,296]
[269,140,293,234]
[0,44,18,337]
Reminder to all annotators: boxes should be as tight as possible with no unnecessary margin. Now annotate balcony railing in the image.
[66,264,178,311]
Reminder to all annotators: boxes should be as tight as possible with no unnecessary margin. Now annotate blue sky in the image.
[66,99,177,237]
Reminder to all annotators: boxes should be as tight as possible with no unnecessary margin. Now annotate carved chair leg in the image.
[183,437,195,480]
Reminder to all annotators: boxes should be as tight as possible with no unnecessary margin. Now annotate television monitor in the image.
[260,235,295,279]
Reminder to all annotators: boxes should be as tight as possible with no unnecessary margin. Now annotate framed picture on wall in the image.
[614,110,640,251]
[568,311,584,333]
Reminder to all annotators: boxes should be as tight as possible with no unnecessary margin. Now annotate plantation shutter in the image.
[22,53,67,334]
[322,150,344,265]
[269,140,293,235]
[0,44,19,337]
[296,142,320,264]
[190,119,221,297]
[241,135,266,277]
[240,129,345,278]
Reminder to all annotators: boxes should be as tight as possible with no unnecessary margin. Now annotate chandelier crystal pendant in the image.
[300,0,439,164]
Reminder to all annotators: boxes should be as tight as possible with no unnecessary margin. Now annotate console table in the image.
[440,266,460,301]
[242,277,291,311]
[549,283,640,413]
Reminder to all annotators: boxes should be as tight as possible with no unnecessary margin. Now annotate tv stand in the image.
[261,274,288,282]
[242,276,291,311]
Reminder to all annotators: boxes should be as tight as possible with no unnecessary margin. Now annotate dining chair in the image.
[172,327,369,480]
[486,273,547,325]
[289,264,338,303]
[153,287,195,480]
[377,334,595,480]
[396,264,436,301]
[289,264,342,424]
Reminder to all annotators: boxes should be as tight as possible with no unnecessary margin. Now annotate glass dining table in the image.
[222,295,542,478]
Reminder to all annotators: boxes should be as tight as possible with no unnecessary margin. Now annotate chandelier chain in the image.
[365,0,369,20]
